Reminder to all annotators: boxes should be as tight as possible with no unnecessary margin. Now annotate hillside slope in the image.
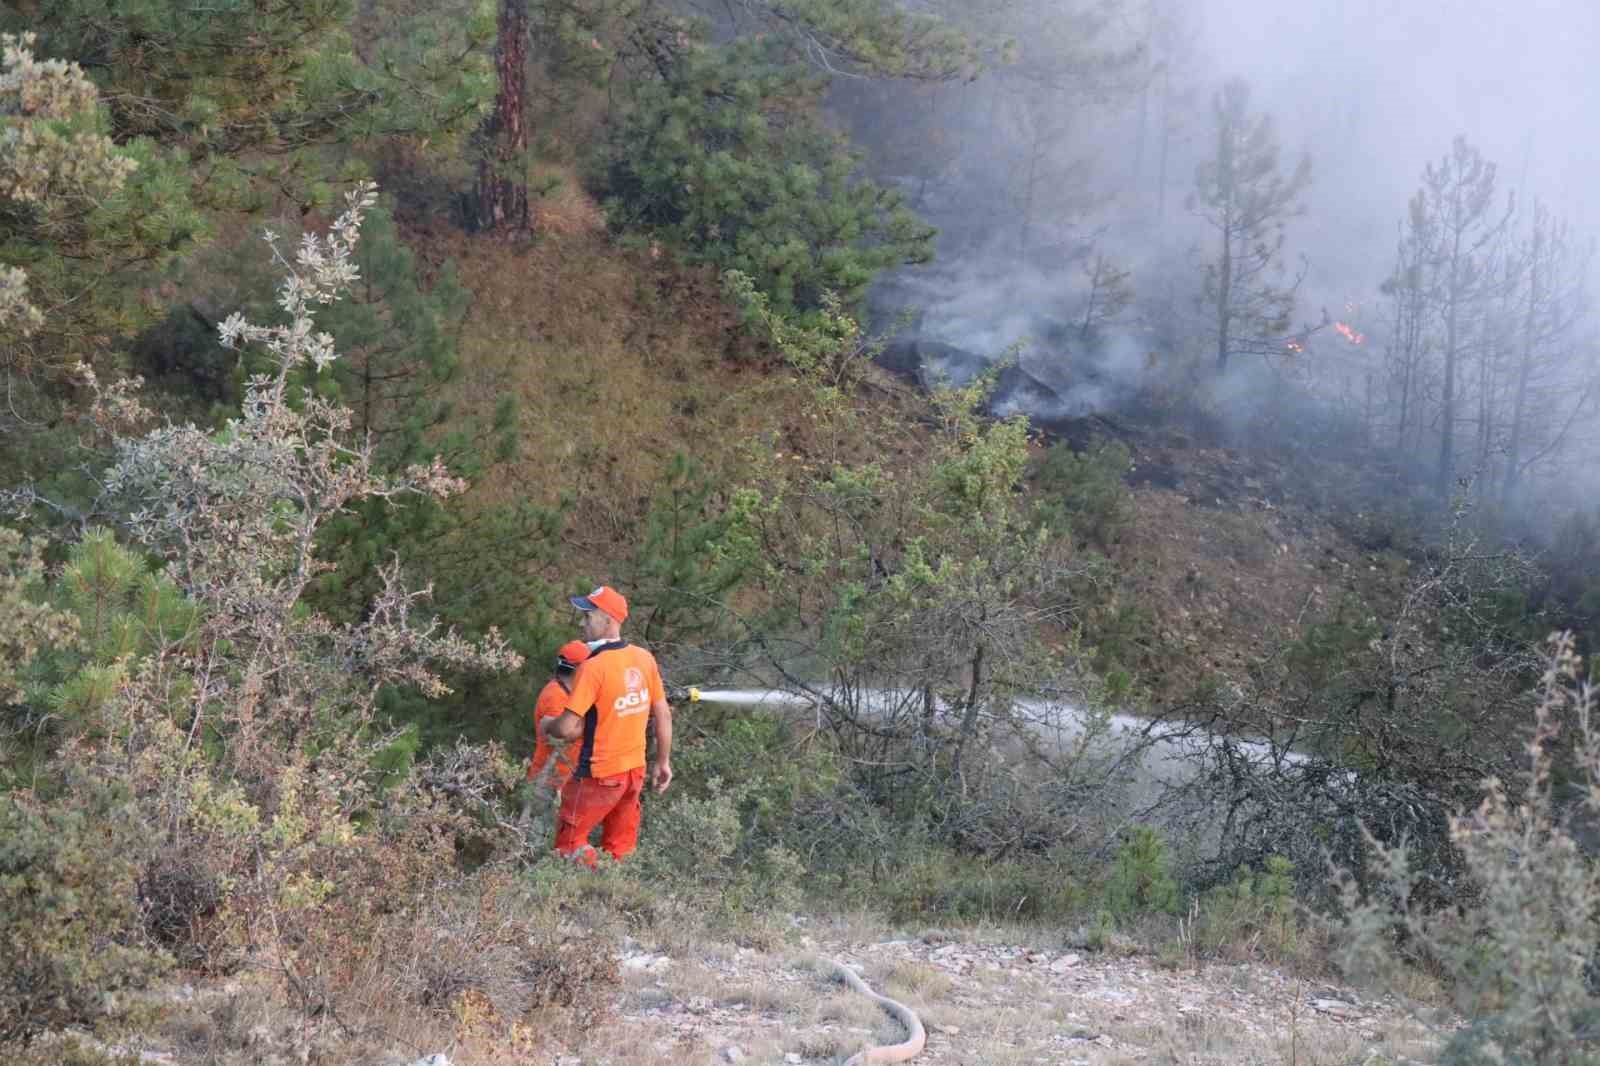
[404,200,1417,714]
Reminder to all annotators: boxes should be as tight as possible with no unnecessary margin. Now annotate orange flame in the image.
[1285,339,1305,354]
[1333,322,1364,345]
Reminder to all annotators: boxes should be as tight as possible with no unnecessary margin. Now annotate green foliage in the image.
[0,196,556,1053]
[635,712,827,915]
[17,530,195,747]
[1185,855,1311,964]
[721,273,1118,863]
[1284,593,1382,694]
[217,202,562,748]
[0,528,80,714]
[0,778,169,1046]
[1337,635,1600,1066]
[1105,825,1181,919]
[650,704,1090,924]
[1031,441,1133,548]
[12,0,490,209]
[0,529,197,778]
[1171,517,1541,906]
[0,32,202,398]
[624,452,757,646]
[599,32,936,318]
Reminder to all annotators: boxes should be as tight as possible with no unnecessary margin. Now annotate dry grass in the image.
[1110,469,1414,708]
[412,220,807,584]
[38,895,1453,1066]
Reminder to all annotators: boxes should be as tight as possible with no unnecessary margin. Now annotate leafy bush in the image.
[870,845,1085,924]
[1337,634,1600,1065]
[634,714,819,917]
[1032,441,1134,548]
[0,779,169,1045]
[724,280,1117,848]
[1151,521,1539,906]
[3,186,527,1022]
[0,528,80,723]
[622,451,756,647]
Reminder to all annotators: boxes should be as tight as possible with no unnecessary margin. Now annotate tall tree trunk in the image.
[477,0,530,233]
[1019,138,1039,261]
[1216,218,1233,372]
[1476,325,1493,497]
[1438,239,1461,498]
[1504,225,1542,507]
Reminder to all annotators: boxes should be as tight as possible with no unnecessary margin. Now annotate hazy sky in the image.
[869,0,1600,379]
[1197,0,1600,229]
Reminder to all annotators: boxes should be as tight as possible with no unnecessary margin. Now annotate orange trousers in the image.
[553,766,645,865]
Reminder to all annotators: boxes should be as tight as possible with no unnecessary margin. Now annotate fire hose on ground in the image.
[829,958,928,1065]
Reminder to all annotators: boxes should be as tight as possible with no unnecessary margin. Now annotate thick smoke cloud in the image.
[846,0,1600,504]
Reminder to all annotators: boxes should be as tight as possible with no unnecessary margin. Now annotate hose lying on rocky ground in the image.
[829,958,927,1065]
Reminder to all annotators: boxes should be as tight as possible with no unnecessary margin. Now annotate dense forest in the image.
[3,1,1600,1063]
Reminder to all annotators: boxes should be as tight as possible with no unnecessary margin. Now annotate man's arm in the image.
[649,698,673,793]
[542,710,583,741]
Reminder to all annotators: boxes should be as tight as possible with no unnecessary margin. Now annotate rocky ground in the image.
[569,921,1445,1066]
[32,917,1450,1066]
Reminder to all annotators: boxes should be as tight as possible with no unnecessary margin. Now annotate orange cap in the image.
[556,640,591,668]
[570,585,628,623]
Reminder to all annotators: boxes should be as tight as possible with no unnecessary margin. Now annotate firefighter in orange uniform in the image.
[540,586,673,864]
[527,640,592,790]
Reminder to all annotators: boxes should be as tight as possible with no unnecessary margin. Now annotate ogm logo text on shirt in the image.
[613,666,649,715]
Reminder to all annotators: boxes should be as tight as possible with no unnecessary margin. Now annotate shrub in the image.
[1105,825,1181,920]
[0,527,81,767]
[0,779,169,1045]
[1032,441,1134,548]
[391,871,619,1022]
[4,185,527,1022]
[1184,855,1320,967]
[1336,633,1600,1065]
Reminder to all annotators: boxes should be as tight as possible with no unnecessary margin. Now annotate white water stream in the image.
[691,687,1308,768]
[689,687,1325,853]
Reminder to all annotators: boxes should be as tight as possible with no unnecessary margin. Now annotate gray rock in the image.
[1311,998,1360,1020]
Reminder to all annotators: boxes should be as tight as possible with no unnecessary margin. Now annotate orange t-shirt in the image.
[528,679,575,787]
[563,641,666,779]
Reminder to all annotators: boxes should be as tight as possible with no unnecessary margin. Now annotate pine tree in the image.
[624,453,756,647]
[601,35,937,318]
[0,34,201,393]
[12,0,493,211]
[1500,202,1593,507]
[1191,79,1311,372]
[587,0,985,318]
[1401,138,1511,498]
